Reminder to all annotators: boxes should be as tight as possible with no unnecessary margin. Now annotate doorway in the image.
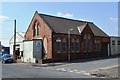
[102,43,108,56]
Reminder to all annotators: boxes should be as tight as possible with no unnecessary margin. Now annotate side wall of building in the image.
[110,37,120,56]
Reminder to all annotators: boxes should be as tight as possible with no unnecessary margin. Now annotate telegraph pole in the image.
[13,19,16,60]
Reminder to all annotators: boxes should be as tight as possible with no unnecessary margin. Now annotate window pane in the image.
[57,42,61,50]
[112,40,115,45]
[84,34,87,39]
[56,38,61,53]
[118,41,120,45]
[71,38,75,52]
[62,42,66,51]
[37,27,40,35]
[84,39,86,51]
[88,34,91,39]
[33,24,37,37]
[75,39,80,52]
[62,38,67,52]
[75,43,79,52]
[72,42,75,51]
[88,40,91,52]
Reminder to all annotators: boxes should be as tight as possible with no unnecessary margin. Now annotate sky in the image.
[0,2,118,46]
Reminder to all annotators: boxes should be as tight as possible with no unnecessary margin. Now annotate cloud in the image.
[0,39,9,47]
[56,12,74,18]
[78,19,93,22]
[109,17,118,22]
[0,15,10,22]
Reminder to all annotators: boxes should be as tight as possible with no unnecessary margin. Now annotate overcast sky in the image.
[0,2,118,46]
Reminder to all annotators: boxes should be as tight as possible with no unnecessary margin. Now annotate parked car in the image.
[2,54,13,63]
[0,52,2,61]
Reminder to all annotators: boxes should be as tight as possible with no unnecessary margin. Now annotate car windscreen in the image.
[0,54,2,58]
[4,55,11,58]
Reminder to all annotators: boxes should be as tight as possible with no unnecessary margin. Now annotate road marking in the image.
[73,70,77,72]
[67,69,71,71]
[34,67,40,68]
[76,72,82,73]
[41,67,45,68]
[92,76,96,77]
[69,70,74,72]
[84,72,90,75]
[61,69,67,72]
[60,68,67,72]
[41,67,91,76]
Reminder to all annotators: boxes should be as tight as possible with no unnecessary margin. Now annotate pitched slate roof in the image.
[38,13,109,37]
[88,23,109,37]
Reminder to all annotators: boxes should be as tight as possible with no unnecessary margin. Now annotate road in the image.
[2,63,95,78]
[1,57,119,79]
[49,57,118,73]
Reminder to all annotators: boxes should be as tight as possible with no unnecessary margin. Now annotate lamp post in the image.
[68,28,73,62]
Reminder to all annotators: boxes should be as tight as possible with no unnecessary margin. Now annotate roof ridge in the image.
[39,13,91,23]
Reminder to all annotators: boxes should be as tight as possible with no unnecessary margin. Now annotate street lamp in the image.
[68,28,73,62]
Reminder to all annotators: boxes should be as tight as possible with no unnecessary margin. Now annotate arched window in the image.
[84,34,91,52]
[88,34,91,52]
[56,38,61,53]
[71,38,75,52]
[62,38,67,52]
[88,34,91,39]
[98,40,101,51]
[84,34,87,39]
[84,34,87,51]
[33,24,37,37]
[37,24,40,36]
[94,39,101,52]
[75,39,80,52]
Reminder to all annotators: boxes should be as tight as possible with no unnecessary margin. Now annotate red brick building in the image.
[25,11,110,63]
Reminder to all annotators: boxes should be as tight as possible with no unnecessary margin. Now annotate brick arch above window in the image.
[76,38,79,43]
[63,38,66,42]
[72,38,75,42]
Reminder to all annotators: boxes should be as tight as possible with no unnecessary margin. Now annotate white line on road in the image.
[73,70,78,72]
[69,70,74,72]
[34,67,40,68]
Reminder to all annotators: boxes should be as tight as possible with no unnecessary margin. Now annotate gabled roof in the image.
[9,32,25,43]
[37,12,109,37]
[18,32,25,38]
[88,23,109,37]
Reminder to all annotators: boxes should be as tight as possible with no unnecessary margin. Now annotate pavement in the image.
[91,65,120,79]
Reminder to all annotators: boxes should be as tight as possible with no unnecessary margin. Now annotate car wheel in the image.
[3,61,5,64]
